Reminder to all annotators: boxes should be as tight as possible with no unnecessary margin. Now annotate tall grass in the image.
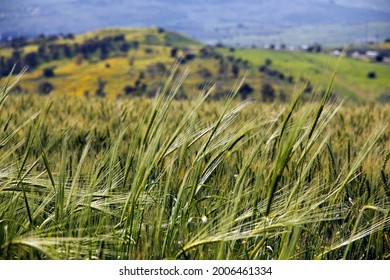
[0,66,389,260]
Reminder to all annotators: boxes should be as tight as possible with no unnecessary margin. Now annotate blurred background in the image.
[1,0,390,47]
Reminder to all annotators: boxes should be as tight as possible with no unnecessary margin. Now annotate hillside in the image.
[1,28,390,103]
[218,48,390,102]
[0,28,291,102]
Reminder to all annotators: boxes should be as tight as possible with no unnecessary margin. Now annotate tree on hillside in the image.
[375,55,384,62]
[170,47,178,58]
[198,67,213,79]
[9,36,28,48]
[144,48,153,54]
[100,43,110,60]
[155,62,166,73]
[113,35,125,42]
[42,67,55,78]
[131,41,139,50]
[48,44,61,60]
[218,60,228,76]
[95,78,107,97]
[9,50,24,73]
[367,71,376,79]
[63,44,74,58]
[124,76,148,97]
[199,46,217,59]
[300,76,312,93]
[232,64,240,78]
[261,83,275,102]
[259,65,267,73]
[279,90,287,103]
[0,56,7,77]
[304,82,313,93]
[124,85,136,95]
[308,44,322,53]
[38,45,47,58]
[120,42,130,53]
[38,82,54,95]
[238,83,253,100]
[64,33,75,40]
[11,50,22,61]
[198,82,214,95]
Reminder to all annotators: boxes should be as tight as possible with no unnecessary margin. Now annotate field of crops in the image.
[0,65,389,260]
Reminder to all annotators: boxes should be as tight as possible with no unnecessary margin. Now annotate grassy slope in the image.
[218,48,390,102]
[1,28,205,98]
[3,28,275,101]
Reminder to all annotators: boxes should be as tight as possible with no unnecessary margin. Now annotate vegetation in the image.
[1,28,389,104]
[218,48,390,102]
[0,62,389,260]
[1,28,265,101]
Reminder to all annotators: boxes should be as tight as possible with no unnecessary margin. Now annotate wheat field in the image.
[0,66,389,260]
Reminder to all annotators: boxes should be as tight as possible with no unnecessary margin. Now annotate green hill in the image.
[218,48,390,102]
[1,27,389,103]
